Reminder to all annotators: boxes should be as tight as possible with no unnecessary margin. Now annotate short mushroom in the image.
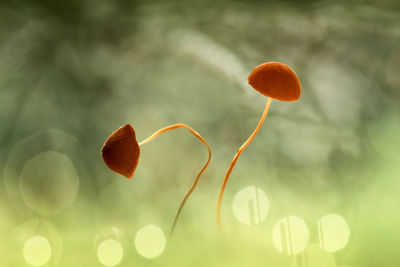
[102,123,211,235]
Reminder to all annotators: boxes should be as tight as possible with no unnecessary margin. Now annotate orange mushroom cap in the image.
[248,62,301,101]
[101,124,140,178]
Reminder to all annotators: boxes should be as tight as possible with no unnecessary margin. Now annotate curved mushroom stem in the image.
[139,123,212,235]
[216,97,272,232]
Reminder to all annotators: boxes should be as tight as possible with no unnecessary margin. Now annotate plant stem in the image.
[216,97,272,232]
[139,123,212,235]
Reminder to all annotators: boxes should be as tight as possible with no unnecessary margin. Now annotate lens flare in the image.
[134,225,166,259]
[232,186,269,226]
[97,239,123,267]
[318,214,350,252]
[272,216,310,256]
[19,151,79,215]
[23,236,52,267]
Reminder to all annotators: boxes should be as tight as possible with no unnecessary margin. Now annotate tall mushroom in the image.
[216,62,301,231]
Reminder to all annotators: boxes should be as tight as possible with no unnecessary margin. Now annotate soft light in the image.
[97,238,123,267]
[232,186,269,226]
[134,225,166,259]
[23,236,52,267]
[318,214,350,252]
[272,216,310,256]
[19,151,79,215]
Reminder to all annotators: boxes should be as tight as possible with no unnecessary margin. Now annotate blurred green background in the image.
[1,0,400,266]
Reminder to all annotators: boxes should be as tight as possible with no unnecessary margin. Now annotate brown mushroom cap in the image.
[101,124,140,178]
[248,62,301,101]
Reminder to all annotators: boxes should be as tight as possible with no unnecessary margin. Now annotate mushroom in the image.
[102,123,211,235]
[101,124,140,179]
[216,62,301,231]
